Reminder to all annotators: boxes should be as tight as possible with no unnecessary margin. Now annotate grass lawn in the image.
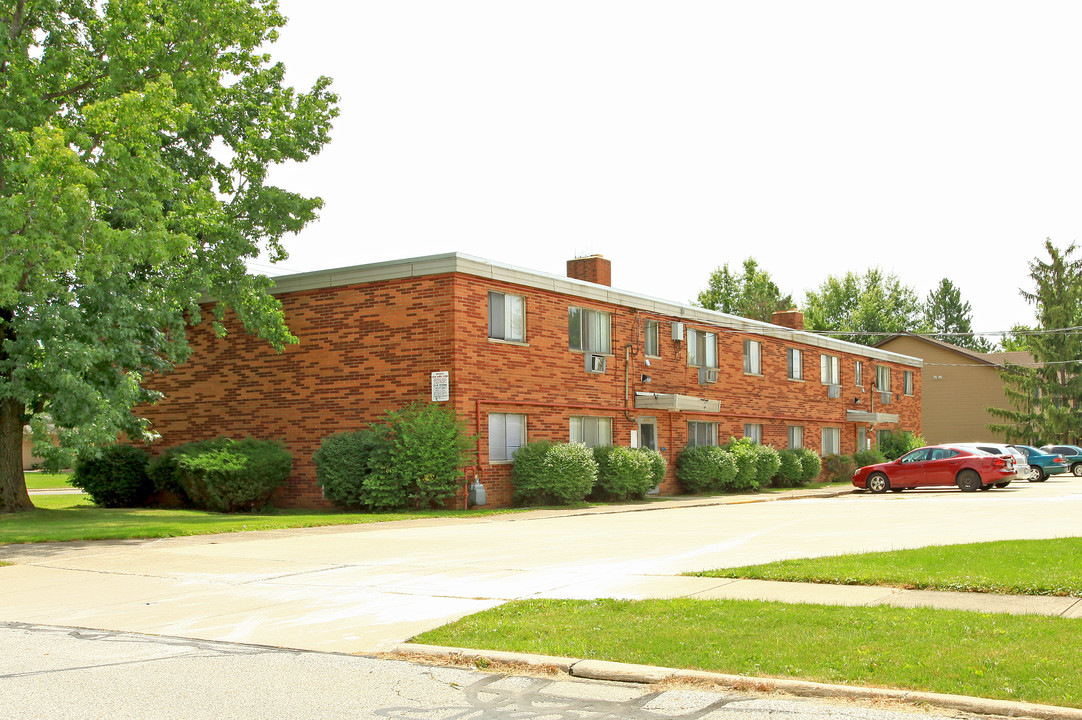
[23,473,76,491]
[0,493,520,544]
[413,598,1082,709]
[690,538,1082,597]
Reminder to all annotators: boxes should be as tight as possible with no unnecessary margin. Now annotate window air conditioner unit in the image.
[827,384,841,398]
[880,391,892,405]
[699,367,718,384]
[671,322,684,341]
[585,353,607,374]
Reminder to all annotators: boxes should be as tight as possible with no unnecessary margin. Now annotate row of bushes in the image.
[71,438,292,512]
[510,442,667,506]
[676,438,822,494]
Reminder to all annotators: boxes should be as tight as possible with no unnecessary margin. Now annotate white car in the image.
[950,443,1031,485]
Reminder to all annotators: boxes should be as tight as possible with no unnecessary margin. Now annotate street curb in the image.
[394,643,1082,720]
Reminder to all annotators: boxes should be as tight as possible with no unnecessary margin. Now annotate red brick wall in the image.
[144,270,921,508]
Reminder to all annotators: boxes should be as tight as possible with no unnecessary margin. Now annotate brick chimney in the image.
[566,255,611,287]
[771,309,804,331]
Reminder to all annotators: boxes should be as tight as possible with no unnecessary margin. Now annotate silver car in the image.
[950,443,1031,485]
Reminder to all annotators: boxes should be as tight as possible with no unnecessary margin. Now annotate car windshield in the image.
[900,448,929,463]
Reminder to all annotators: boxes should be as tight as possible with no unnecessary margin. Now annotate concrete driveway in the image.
[1,479,1080,653]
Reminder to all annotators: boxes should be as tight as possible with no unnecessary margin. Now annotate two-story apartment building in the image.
[144,253,922,507]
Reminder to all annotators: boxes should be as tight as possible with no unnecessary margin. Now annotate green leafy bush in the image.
[853,448,887,469]
[174,438,292,512]
[751,443,782,486]
[876,429,925,460]
[512,442,596,506]
[592,445,655,500]
[71,444,152,507]
[147,446,191,505]
[676,445,737,493]
[636,447,667,488]
[723,438,760,491]
[795,447,823,481]
[774,449,806,487]
[313,426,389,508]
[823,453,857,483]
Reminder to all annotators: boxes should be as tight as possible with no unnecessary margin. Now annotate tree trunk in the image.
[0,397,33,512]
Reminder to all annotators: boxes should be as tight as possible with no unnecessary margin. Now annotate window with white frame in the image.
[570,416,613,448]
[744,423,763,443]
[787,348,803,380]
[687,329,717,368]
[488,291,525,342]
[821,427,841,456]
[644,320,659,357]
[687,421,718,447]
[568,307,611,354]
[904,370,914,396]
[488,413,525,463]
[857,426,867,452]
[820,354,840,385]
[876,365,891,392]
[788,425,804,449]
[855,360,863,387]
[743,339,762,375]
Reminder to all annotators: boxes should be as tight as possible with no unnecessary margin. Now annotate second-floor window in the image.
[904,370,914,395]
[877,365,891,392]
[488,291,525,342]
[743,340,762,375]
[820,354,840,385]
[787,348,803,380]
[855,360,863,386]
[687,329,717,368]
[569,307,611,353]
[644,320,659,357]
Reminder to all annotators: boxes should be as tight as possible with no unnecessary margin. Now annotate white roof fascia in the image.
[265,252,922,367]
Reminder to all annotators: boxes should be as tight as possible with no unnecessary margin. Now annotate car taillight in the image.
[1055,456,1066,463]
[992,457,1006,467]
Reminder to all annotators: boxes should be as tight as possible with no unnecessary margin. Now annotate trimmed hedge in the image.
[676,445,736,493]
[853,448,887,469]
[795,447,823,481]
[774,449,806,487]
[636,447,667,489]
[174,438,292,512]
[512,441,596,506]
[71,444,152,508]
[312,426,389,509]
[723,438,761,492]
[823,453,858,483]
[592,445,655,501]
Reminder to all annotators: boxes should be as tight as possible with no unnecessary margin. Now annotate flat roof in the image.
[267,252,922,367]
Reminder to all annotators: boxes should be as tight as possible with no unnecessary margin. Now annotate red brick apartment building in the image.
[145,253,922,508]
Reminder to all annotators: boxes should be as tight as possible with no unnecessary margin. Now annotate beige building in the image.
[876,334,1033,445]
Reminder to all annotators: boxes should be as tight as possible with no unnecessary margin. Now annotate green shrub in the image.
[635,447,667,488]
[823,453,857,483]
[774,449,805,487]
[174,438,292,512]
[853,448,887,469]
[366,403,476,510]
[795,447,823,481]
[71,444,152,507]
[751,443,781,486]
[147,446,190,505]
[723,438,760,492]
[512,442,596,506]
[313,426,389,508]
[592,445,655,500]
[676,445,734,493]
[876,429,925,460]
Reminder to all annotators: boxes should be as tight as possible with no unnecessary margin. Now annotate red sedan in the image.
[852,444,1016,493]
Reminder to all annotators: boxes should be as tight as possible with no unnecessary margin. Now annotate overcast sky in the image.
[257,1,1082,335]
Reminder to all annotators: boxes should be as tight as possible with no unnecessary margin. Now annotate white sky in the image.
[259,1,1082,335]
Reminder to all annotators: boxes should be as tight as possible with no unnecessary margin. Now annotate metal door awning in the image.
[635,392,722,413]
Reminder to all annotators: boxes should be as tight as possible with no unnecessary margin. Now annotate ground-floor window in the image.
[744,423,763,443]
[489,413,526,462]
[788,426,804,449]
[821,427,841,456]
[687,421,718,447]
[570,416,613,448]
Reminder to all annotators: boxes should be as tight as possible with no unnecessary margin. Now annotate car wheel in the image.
[994,481,1010,488]
[1072,463,1082,477]
[1031,466,1046,482]
[957,470,981,492]
[867,473,890,494]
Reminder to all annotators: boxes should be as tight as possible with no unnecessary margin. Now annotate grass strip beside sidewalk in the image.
[690,538,1082,597]
[413,598,1081,709]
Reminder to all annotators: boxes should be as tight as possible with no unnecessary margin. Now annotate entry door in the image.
[638,417,659,494]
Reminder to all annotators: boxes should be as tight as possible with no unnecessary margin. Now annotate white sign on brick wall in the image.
[431,371,450,402]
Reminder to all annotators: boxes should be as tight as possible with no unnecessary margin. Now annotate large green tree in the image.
[922,278,992,351]
[0,0,338,511]
[695,258,794,323]
[802,268,923,346]
[989,241,1082,444]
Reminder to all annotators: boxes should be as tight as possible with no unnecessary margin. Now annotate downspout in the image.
[624,344,636,423]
